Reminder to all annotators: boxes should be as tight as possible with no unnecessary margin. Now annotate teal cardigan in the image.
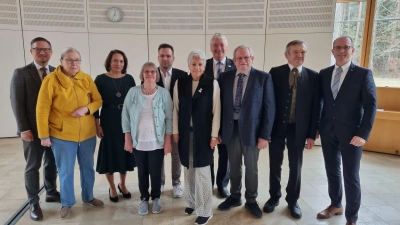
[121,85,173,147]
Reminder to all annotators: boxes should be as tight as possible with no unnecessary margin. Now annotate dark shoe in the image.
[288,202,302,218]
[194,215,213,225]
[346,222,356,225]
[109,189,118,202]
[184,207,194,215]
[317,205,343,219]
[217,187,230,198]
[217,196,242,211]
[30,203,43,221]
[245,202,263,219]
[263,198,279,213]
[45,192,61,203]
[118,184,131,198]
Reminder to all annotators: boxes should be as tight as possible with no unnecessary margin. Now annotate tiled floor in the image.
[0,137,399,225]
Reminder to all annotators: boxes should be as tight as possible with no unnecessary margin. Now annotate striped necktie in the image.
[233,73,245,114]
[40,67,47,80]
[217,61,222,77]
[331,66,343,99]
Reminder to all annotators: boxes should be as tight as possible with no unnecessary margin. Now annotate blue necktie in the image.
[217,61,222,77]
[234,73,245,114]
[331,66,343,99]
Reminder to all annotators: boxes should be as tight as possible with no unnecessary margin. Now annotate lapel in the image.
[336,62,356,100]
[225,70,235,108]
[49,65,55,73]
[325,65,335,99]
[205,59,214,77]
[225,58,234,71]
[242,67,255,103]
[297,66,307,94]
[156,67,164,87]
[192,74,210,102]
[28,62,42,85]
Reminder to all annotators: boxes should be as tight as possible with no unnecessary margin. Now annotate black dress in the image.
[95,74,136,174]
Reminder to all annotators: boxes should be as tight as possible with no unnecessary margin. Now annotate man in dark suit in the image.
[204,33,236,198]
[10,37,60,221]
[263,40,319,219]
[157,43,188,198]
[217,45,275,218]
[317,36,377,225]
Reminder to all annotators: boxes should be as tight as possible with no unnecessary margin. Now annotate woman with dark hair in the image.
[94,49,136,202]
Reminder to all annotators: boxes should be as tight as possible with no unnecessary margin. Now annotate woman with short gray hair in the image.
[173,50,221,225]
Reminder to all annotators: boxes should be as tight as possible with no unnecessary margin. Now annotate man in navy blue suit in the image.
[264,40,319,219]
[204,33,236,198]
[217,45,275,219]
[317,36,377,225]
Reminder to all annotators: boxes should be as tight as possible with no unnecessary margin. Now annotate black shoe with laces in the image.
[288,202,302,218]
[184,207,194,215]
[263,198,279,213]
[245,202,263,218]
[194,215,213,225]
[217,196,242,211]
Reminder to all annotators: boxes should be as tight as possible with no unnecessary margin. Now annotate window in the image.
[334,0,400,87]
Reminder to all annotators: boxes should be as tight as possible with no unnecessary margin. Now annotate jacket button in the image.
[283,121,286,123]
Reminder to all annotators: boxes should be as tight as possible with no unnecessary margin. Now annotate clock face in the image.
[107,7,122,22]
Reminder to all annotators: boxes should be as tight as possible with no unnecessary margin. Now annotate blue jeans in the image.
[51,136,96,207]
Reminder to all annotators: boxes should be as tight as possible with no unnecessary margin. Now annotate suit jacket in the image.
[319,62,377,144]
[219,67,276,147]
[205,57,235,79]
[156,67,188,99]
[270,64,319,145]
[10,62,55,136]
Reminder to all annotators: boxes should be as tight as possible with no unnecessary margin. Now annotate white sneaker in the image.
[152,198,162,213]
[138,200,149,215]
[173,185,183,198]
[160,185,164,193]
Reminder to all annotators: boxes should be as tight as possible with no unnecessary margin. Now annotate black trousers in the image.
[321,131,362,223]
[269,124,304,205]
[133,149,164,201]
[210,143,230,188]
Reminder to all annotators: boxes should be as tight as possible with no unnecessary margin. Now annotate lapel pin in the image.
[199,88,202,93]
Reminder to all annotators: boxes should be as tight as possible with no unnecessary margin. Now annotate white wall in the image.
[0,0,336,137]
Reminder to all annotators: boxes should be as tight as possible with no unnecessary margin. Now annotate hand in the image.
[210,138,218,149]
[164,142,172,155]
[72,107,89,118]
[41,138,52,147]
[96,125,104,139]
[21,131,34,142]
[316,130,320,139]
[305,138,314,150]
[124,140,133,153]
[258,138,269,149]
[218,135,222,144]
[350,136,366,147]
[173,134,179,143]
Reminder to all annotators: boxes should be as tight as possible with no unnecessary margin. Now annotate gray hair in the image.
[60,47,81,60]
[333,36,354,47]
[210,33,228,47]
[285,40,307,53]
[233,45,253,59]
[187,50,206,65]
[139,62,160,82]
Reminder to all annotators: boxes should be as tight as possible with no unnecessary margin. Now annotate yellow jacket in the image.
[36,66,102,142]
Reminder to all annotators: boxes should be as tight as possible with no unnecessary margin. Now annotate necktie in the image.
[40,67,47,80]
[331,66,343,99]
[217,61,222,77]
[289,67,299,87]
[234,73,245,114]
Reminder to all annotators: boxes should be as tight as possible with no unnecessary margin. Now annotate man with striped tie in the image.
[204,33,235,198]
[317,36,377,225]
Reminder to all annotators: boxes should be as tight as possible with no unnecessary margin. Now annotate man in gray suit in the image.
[10,37,60,221]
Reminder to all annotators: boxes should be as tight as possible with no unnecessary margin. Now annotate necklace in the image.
[109,76,122,97]
[141,84,158,95]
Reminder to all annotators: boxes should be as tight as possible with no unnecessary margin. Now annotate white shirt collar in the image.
[33,61,49,71]
[159,67,172,77]
[334,61,351,71]
[235,68,251,76]
[288,63,303,74]
[213,57,227,65]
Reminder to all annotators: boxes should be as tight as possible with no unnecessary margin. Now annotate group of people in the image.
[10,33,377,225]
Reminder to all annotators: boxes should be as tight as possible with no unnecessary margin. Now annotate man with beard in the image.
[157,43,188,197]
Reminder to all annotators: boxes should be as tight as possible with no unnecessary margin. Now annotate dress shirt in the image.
[33,61,49,80]
[160,67,173,91]
[287,63,303,74]
[330,61,351,91]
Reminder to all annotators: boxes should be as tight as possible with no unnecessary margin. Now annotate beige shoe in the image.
[60,206,71,219]
[84,198,104,207]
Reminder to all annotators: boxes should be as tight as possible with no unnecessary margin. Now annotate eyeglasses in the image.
[235,56,251,61]
[333,45,353,51]
[64,59,82,64]
[144,70,156,74]
[32,48,51,53]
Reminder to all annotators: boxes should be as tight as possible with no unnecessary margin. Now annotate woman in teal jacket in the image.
[122,62,172,215]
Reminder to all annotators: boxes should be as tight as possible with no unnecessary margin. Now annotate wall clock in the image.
[107,7,122,22]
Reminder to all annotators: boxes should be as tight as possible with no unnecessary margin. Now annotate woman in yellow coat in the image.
[36,47,103,219]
